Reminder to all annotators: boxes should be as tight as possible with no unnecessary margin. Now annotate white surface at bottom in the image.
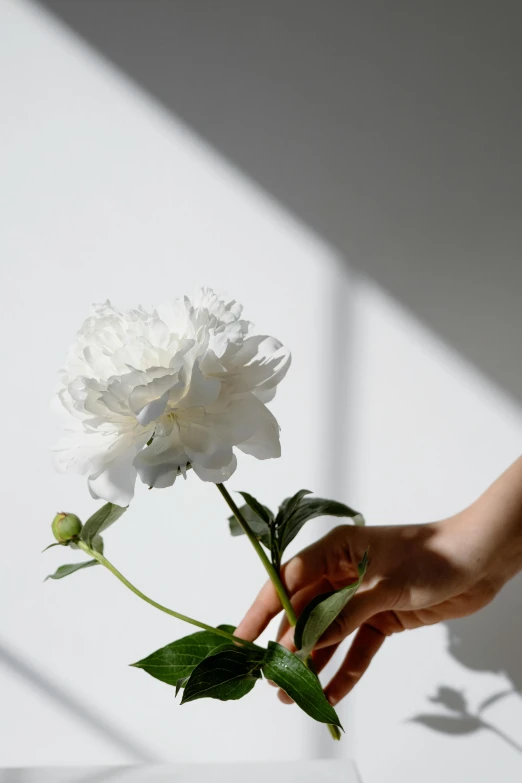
[0,763,360,783]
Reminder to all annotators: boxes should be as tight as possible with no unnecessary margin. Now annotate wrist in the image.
[439,503,522,588]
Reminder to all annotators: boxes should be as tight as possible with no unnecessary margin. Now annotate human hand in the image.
[235,493,522,706]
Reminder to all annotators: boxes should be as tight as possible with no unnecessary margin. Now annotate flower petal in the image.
[235,398,281,459]
[133,434,189,489]
[128,372,182,425]
[221,335,291,393]
[211,394,280,448]
[191,450,237,483]
[134,390,170,427]
[88,451,138,506]
[176,361,221,409]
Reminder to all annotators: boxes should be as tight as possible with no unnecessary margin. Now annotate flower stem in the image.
[216,483,297,626]
[76,540,262,652]
[217,483,341,742]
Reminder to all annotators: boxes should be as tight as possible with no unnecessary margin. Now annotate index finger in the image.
[235,542,328,641]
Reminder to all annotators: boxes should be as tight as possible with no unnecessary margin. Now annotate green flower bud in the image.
[52,512,82,543]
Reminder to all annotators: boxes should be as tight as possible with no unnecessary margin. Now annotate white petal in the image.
[134,434,189,489]
[253,386,277,404]
[178,422,214,454]
[52,426,121,476]
[191,451,237,483]
[128,372,181,423]
[176,361,221,409]
[209,394,278,447]
[235,398,281,459]
[237,428,281,459]
[222,336,291,393]
[135,390,169,426]
[88,452,137,506]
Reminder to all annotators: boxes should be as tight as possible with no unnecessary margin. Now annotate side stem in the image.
[76,540,262,652]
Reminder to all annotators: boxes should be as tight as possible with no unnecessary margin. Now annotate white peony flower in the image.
[53,289,290,506]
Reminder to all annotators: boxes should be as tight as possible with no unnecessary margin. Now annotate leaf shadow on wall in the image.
[410,572,522,754]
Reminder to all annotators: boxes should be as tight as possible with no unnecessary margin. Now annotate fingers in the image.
[234,579,280,641]
[274,589,384,707]
[324,623,385,705]
[312,643,341,675]
[235,542,329,641]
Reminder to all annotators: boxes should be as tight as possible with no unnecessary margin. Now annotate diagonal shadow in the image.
[35,0,522,406]
[0,640,156,763]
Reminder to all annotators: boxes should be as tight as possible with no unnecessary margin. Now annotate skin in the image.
[235,457,522,706]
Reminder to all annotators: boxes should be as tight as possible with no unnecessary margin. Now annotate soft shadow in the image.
[446,571,522,691]
[410,573,522,752]
[35,0,522,405]
[0,641,156,763]
[410,684,522,755]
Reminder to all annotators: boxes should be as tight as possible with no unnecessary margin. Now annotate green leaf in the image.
[262,642,342,729]
[130,625,236,687]
[81,502,127,547]
[277,489,312,524]
[42,542,64,553]
[237,492,273,525]
[294,551,368,658]
[181,646,265,704]
[175,676,190,696]
[45,560,99,580]
[227,495,273,548]
[91,534,104,555]
[276,493,364,555]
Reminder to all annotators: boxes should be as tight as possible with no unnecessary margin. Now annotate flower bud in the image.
[52,512,82,543]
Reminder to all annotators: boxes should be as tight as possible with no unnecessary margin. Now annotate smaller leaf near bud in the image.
[52,512,82,543]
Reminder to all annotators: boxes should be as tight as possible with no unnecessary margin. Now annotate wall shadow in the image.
[447,571,522,691]
[0,640,155,763]
[410,572,522,751]
[36,0,522,405]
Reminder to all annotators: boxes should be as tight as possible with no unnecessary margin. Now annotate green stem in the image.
[217,483,341,742]
[216,483,297,626]
[76,540,262,652]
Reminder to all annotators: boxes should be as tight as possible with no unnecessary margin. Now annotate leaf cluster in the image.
[229,489,364,571]
[132,630,341,729]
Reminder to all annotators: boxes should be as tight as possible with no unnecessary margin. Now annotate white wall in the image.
[1,0,522,780]
[349,281,522,782]
[0,0,347,765]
